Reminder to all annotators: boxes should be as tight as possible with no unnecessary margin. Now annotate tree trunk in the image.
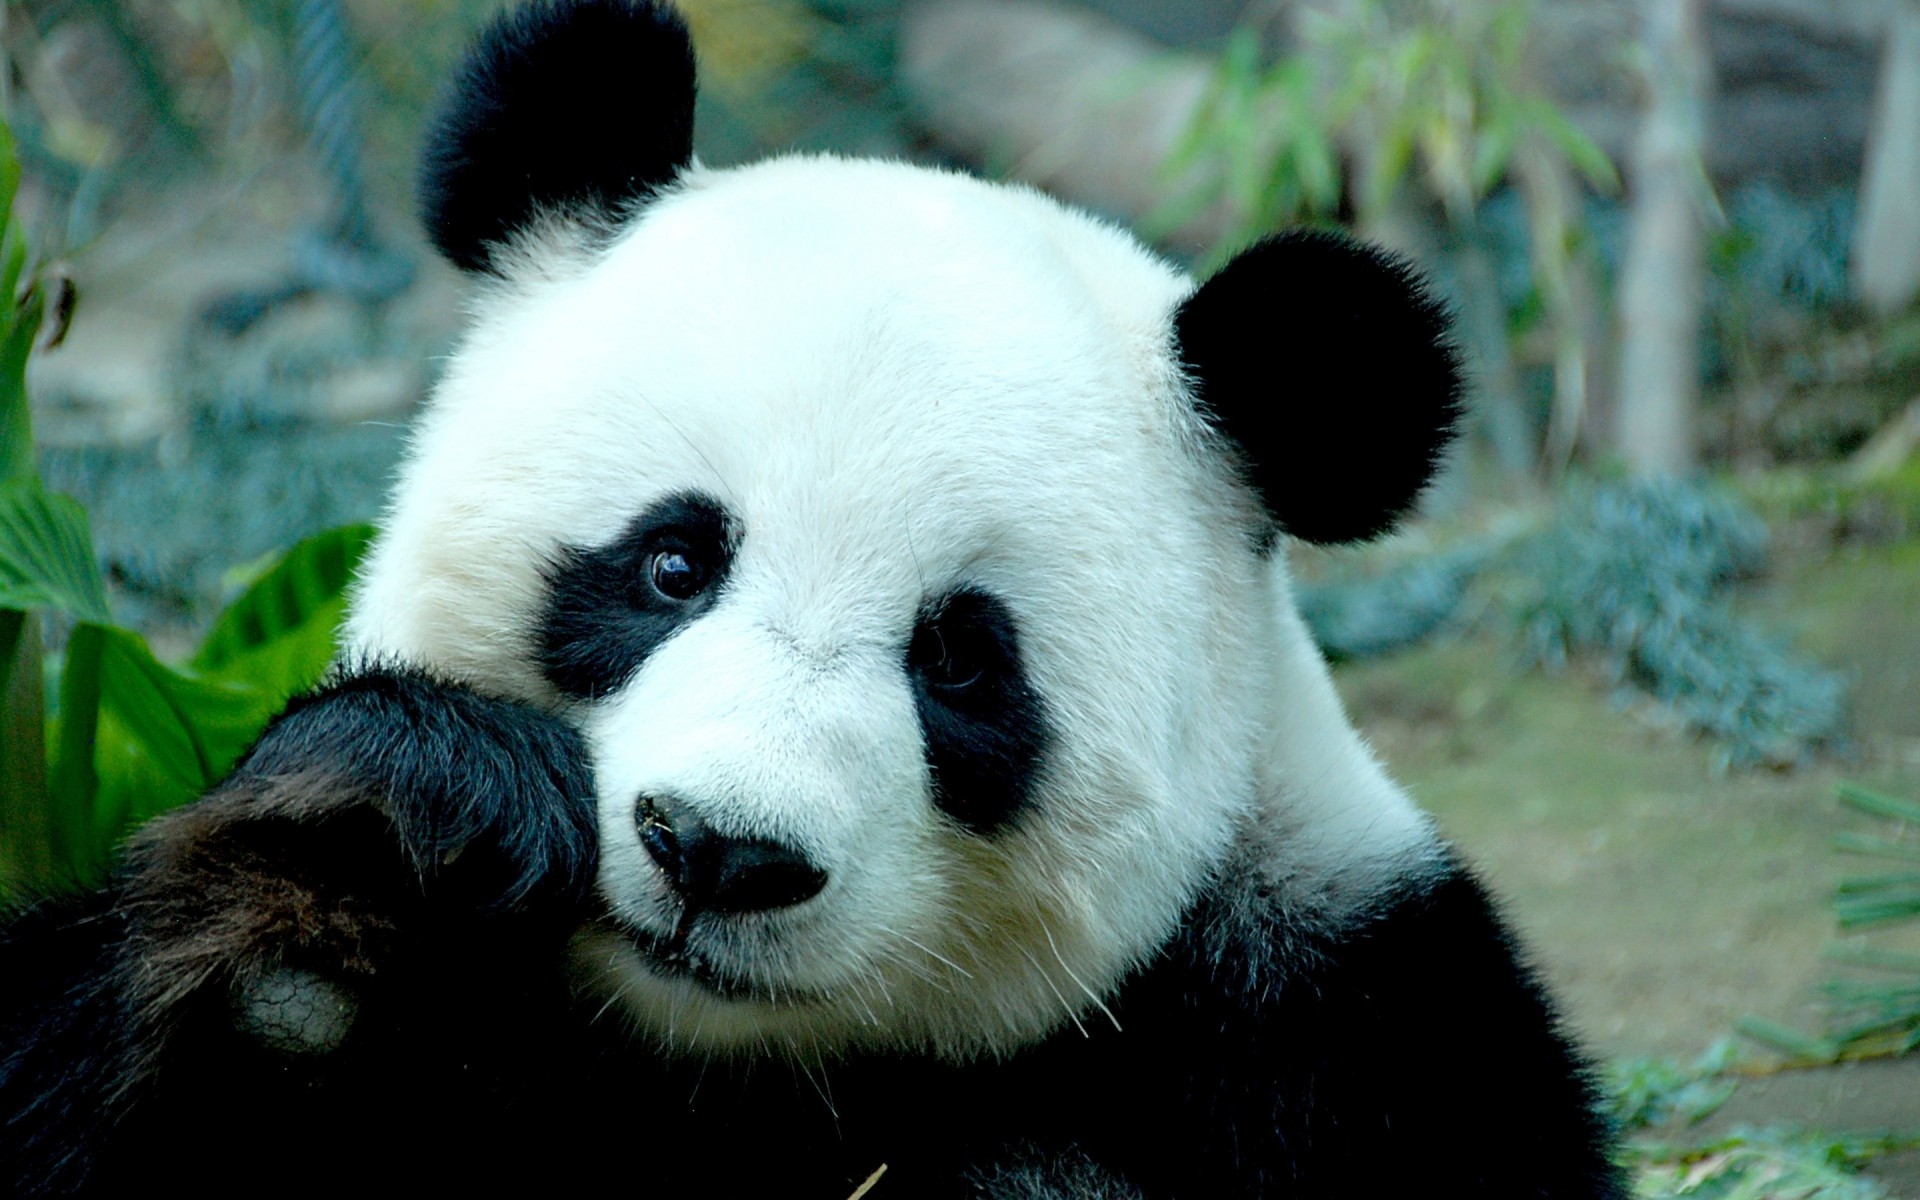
[1614,0,1711,476]
[1854,2,1920,314]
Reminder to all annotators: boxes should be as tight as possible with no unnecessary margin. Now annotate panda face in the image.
[349,0,1460,1063]
[351,158,1275,1058]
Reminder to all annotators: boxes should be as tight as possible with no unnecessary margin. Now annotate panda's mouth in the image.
[617,921,825,1007]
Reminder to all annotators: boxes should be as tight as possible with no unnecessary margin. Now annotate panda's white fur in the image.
[346,155,1431,1059]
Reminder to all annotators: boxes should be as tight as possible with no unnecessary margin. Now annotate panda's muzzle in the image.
[635,793,828,917]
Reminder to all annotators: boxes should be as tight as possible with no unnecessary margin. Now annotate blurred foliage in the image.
[2,0,911,255]
[1604,1042,1911,1199]
[1730,783,1920,1068]
[1608,1040,1742,1135]
[1512,479,1847,771]
[1628,1129,1910,1200]
[1822,783,1920,1058]
[1155,0,1615,259]
[41,421,402,633]
[681,0,907,161]
[1155,0,1616,480]
[0,121,365,898]
[1300,477,1848,770]
[1299,544,1492,663]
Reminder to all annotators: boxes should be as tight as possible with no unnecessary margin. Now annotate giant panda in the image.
[0,1,1624,1195]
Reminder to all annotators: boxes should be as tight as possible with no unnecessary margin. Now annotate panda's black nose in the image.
[635,794,828,915]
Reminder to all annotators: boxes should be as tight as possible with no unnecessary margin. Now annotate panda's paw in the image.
[239,666,601,914]
[232,966,360,1056]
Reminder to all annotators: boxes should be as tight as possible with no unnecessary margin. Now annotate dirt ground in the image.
[1333,536,1920,1194]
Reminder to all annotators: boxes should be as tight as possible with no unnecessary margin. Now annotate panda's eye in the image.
[910,594,1017,696]
[648,548,712,601]
[909,619,986,691]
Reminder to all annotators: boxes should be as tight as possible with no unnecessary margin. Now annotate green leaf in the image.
[193,523,373,677]
[0,479,112,623]
[1735,1016,1840,1062]
[0,609,52,893]
[1520,97,1620,193]
[1472,110,1518,193]
[47,621,104,880]
[1823,945,1920,974]
[1832,832,1920,862]
[1839,780,1920,825]
[0,123,19,236]
[78,627,284,870]
[25,524,371,887]
[0,266,42,487]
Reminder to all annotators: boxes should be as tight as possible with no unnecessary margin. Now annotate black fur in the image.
[908,588,1051,833]
[3,730,1624,1198]
[247,666,599,906]
[1,667,602,1194]
[1174,231,1464,545]
[419,0,697,273]
[538,491,737,700]
[0,892,130,1194]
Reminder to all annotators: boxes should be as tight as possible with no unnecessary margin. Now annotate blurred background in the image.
[3,0,1920,1192]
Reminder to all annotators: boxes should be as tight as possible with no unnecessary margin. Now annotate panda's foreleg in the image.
[0,666,600,1192]
[1167,856,1628,1198]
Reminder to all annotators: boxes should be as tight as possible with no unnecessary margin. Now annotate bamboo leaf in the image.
[1520,97,1620,192]
[1735,1017,1839,1063]
[1832,831,1920,862]
[1839,781,1920,824]
[1824,945,1920,973]
[1835,872,1920,895]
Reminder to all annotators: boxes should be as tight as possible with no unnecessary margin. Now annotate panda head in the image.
[346,0,1460,1060]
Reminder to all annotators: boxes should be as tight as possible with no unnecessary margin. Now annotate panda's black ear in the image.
[421,0,697,274]
[1173,231,1464,545]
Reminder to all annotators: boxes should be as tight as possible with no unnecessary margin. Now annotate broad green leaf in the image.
[193,523,373,675]
[101,626,268,791]
[1,609,52,892]
[0,123,19,235]
[47,621,104,880]
[0,265,41,486]
[72,627,284,875]
[0,479,112,623]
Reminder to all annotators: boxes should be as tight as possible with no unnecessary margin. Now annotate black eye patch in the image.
[538,492,735,700]
[907,589,1050,834]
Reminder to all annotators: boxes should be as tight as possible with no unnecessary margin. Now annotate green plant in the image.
[1601,1043,1910,1198]
[1821,782,1920,1057]
[1158,0,1615,254]
[1157,0,1618,475]
[0,121,368,899]
[1627,1128,1910,1200]
[1734,783,1920,1066]
[1607,1040,1742,1134]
